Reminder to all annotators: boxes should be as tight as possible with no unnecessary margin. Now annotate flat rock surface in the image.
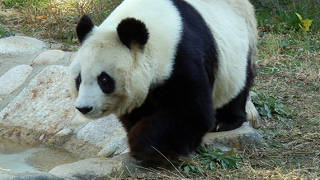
[0,65,33,95]
[203,122,266,150]
[0,65,74,140]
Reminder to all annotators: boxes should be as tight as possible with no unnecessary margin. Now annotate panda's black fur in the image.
[119,0,218,162]
[75,0,256,164]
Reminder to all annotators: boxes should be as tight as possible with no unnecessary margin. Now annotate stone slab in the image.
[202,122,267,150]
[0,65,75,144]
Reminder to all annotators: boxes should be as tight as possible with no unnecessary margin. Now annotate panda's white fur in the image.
[70,0,257,119]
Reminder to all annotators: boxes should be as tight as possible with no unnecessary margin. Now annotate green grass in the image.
[251,0,320,33]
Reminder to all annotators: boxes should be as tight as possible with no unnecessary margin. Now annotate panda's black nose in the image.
[76,106,93,114]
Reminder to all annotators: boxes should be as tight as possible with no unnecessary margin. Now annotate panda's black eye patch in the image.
[97,72,115,94]
[75,73,81,91]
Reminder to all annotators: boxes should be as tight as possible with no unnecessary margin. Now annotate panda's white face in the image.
[70,16,152,119]
[70,36,132,119]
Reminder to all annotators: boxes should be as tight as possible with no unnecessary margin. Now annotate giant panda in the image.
[70,0,257,163]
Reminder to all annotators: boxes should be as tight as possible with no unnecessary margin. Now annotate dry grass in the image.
[1,0,320,179]
[0,0,122,49]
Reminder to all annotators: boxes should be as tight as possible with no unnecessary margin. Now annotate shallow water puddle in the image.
[0,139,80,173]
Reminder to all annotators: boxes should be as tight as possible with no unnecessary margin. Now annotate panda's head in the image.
[70,15,150,119]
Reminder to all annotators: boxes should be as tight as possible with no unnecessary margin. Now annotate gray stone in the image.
[0,36,48,58]
[49,154,139,180]
[0,65,33,95]
[202,122,266,150]
[32,50,67,66]
[0,65,75,144]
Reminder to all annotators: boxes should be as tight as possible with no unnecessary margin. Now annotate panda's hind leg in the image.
[213,53,254,132]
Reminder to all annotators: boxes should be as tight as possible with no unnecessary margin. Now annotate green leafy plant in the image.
[295,13,313,32]
[252,92,293,122]
[182,147,242,175]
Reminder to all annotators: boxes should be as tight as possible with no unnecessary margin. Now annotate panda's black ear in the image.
[76,15,94,44]
[117,18,149,49]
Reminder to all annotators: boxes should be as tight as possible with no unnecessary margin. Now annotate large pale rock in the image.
[0,36,48,58]
[0,65,33,95]
[50,154,139,180]
[202,122,266,150]
[32,50,67,66]
[0,65,75,144]
[64,115,128,157]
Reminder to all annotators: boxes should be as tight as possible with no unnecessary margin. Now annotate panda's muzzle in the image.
[76,106,93,115]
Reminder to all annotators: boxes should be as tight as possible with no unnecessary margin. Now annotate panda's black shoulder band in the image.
[117,18,149,49]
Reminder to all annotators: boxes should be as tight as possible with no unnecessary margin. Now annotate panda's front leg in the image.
[127,104,215,165]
